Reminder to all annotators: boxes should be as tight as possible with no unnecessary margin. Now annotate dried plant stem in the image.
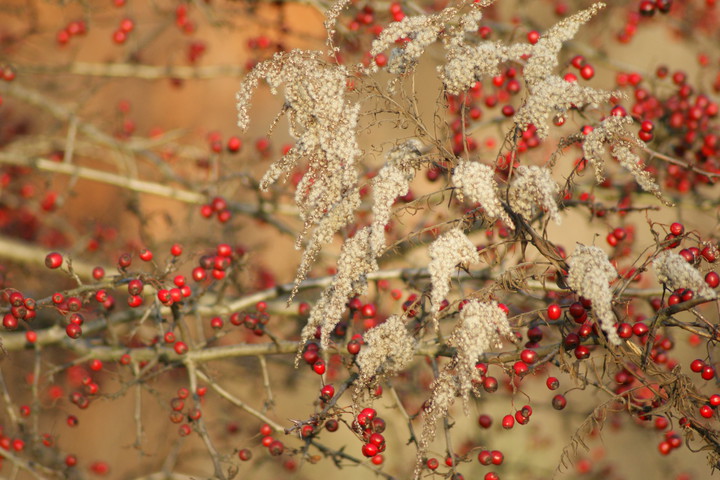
[196,369,285,433]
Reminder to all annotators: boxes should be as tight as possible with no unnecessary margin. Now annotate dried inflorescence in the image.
[514,75,614,139]
[369,6,456,74]
[653,250,717,299]
[428,228,481,322]
[299,228,378,355]
[416,300,512,477]
[236,50,361,295]
[508,165,561,225]
[452,160,513,227]
[370,140,424,257]
[583,115,667,203]
[566,244,621,346]
[441,40,530,96]
[355,315,416,396]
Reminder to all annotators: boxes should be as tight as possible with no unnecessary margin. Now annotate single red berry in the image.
[139,248,153,261]
[547,304,562,320]
[705,271,719,288]
[670,222,685,236]
[320,384,335,402]
[426,458,439,470]
[527,30,540,44]
[362,443,378,457]
[702,365,715,380]
[552,394,567,410]
[45,252,63,269]
[478,414,492,428]
[174,341,188,355]
[238,448,252,461]
[700,404,714,418]
[312,360,326,375]
[546,377,560,390]
[501,414,515,429]
[691,359,706,372]
[66,324,82,339]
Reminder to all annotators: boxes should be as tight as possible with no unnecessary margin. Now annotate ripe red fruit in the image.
[478,414,492,428]
[238,448,252,461]
[483,376,498,393]
[552,394,567,410]
[546,377,559,390]
[701,365,715,380]
[501,414,515,429]
[66,324,82,339]
[547,303,562,320]
[362,443,379,457]
[174,341,188,355]
[580,64,594,80]
[670,222,685,236]
[527,30,540,44]
[320,384,335,402]
[705,271,719,288]
[312,359,326,375]
[45,252,63,269]
[520,349,538,364]
[691,359,706,372]
[268,440,284,456]
[426,458,439,470]
[700,404,714,418]
[139,248,153,261]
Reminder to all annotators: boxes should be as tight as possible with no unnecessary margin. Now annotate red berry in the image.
[691,359,706,372]
[546,377,560,390]
[45,252,63,269]
[700,404,714,418]
[478,414,492,428]
[362,443,378,457]
[552,394,567,410]
[527,30,540,44]
[501,414,515,429]
[312,360,326,375]
[705,271,719,288]
[547,304,562,320]
[670,222,685,236]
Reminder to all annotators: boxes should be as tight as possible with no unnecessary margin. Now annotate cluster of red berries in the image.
[354,407,386,465]
[56,19,87,46]
[200,196,232,223]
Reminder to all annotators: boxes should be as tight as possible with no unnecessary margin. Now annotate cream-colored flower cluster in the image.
[370,140,424,257]
[653,250,717,299]
[508,165,561,225]
[428,228,481,321]
[417,300,512,475]
[299,228,378,354]
[583,115,665,202]
[452,160,513,227]
[370,7,455,74]
[355,315,416,395]
[566,244,621,346]
[236,50,361,296]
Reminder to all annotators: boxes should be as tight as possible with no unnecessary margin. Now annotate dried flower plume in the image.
[428,228,481,322]
[653,251,717,299]
[452,160,513,227]
[508,165,561,225]
[416,300,512,476]
[566,244,621,346]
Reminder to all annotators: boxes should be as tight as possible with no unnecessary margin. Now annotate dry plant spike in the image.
[583,115,671,205]
[653,250,718,299]
[428,227,481,323]
[354,315,416,399]
[298,227,378,358]
[452,159,514,228]
[415,300,512,478]
[370,140,424,257]
[508,165,561,225]
[566,244,621,346]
